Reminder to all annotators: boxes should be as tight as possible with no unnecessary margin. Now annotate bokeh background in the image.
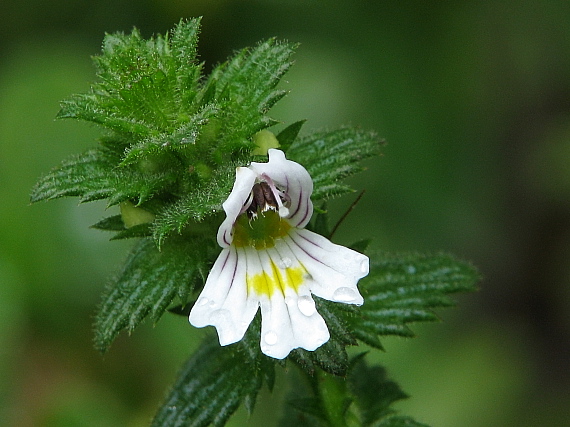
[1,1,570,426]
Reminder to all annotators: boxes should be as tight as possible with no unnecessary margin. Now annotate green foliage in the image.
[152,321,274,427]
[288,127,384,201]
[281,354,429,427]
[349,252,480,349]
[30,18,480,427]
[32,18,298,246]
[94,236,217,353]
[285,252,478,376]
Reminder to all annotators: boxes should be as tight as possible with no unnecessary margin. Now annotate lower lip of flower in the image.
[246,258,305,298]
[232,209,291,249]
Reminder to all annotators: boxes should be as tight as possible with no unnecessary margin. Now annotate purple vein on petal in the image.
[284,231,324,265]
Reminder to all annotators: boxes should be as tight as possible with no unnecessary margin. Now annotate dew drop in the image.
[208,300,216,308]
[264,331,278,345]
[209,309,232,327]
[297,295,316,316]
[278,257,292,268]
[332,287,358,302]
[197,297,209,306]
[360,257,369,274]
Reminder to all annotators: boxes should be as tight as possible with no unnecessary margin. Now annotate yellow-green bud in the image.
[252,129,280,156]
[120,201,155,228]
[194,163,212,180]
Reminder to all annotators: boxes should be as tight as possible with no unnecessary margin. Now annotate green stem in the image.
[315,369,359,427]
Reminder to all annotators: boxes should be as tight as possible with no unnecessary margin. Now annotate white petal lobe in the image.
[217,167,257,247]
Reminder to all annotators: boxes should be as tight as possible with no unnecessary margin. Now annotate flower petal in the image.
[217,167,257,247]
[189,246,259,346]
[253,248,329,359]
[250,149,313,228]
[285,228,368,305]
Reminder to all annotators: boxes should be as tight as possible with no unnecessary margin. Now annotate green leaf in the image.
[348,355,409,425]
[283,354,429,427]
[110,222,153,240]
[203,38,297,154]
[94,236,217,352]
[287,397,327,421]
[30,147,180,206]
[348,356,430,426]
[152,323,274,427]
[287,127,384,201]
[91,214,153,239]
[277,119,306,151]
[60,18,203,138]
[315,299,357,347]
[349,253,479,348]
[290,337,349,377]
[151,159,243,245]
[30,149,116,203]
[120,103,219,166]
[91,215,125,231]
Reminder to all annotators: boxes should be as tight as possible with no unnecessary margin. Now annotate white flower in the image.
[189,149,369,359]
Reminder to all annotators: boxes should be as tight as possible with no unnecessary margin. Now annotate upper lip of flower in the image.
[190,148,369,359]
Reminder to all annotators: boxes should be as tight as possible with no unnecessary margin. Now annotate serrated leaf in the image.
[287,127,384,201]
[91,214,125,231]
[151,159,242,244]
[94,236,217,352]
[203,38,297,154]
[91,214,152,240]
[315,298,357,347]
[57,93,157,137]
[30,149,117,203]
[61,19,204,137]
[121,103,219,165]
[110,222,152,240]
[349,253,479,348]
[153,326,273,427]
[30,147,180,207]
[277,119,306,151]
[292,337,349,377]
[312,338,349,376]
[348,357,409,425]
[287,398,327,421]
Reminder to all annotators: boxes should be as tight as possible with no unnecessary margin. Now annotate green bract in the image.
[31,19,479,427]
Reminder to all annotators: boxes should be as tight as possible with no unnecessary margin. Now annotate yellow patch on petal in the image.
[247,259,305,298]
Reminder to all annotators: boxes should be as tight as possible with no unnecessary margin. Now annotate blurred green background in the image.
[1,1,570,426]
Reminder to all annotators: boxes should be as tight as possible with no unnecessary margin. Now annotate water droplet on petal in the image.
[297,295,316,316]
[197,297,209,306]
[360,258,369,274]
[332,287,358,302]
[264,331,278,345]
[209,309,231,326]
[208,300,216,308]
[278,257,292,268]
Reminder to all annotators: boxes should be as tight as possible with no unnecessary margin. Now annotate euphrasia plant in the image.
[31,18,479,426]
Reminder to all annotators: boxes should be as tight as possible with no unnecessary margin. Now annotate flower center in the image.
[232,182,292,249]
[232,209,291,249]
